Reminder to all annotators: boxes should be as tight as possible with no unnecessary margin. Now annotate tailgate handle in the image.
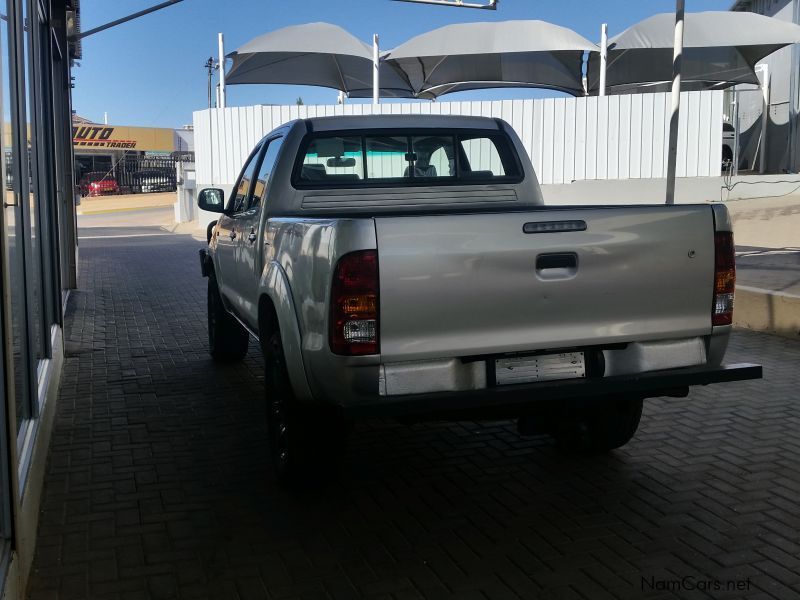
[536,253,577,271]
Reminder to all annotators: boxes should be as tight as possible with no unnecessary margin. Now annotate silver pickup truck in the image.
[198,115,760,484]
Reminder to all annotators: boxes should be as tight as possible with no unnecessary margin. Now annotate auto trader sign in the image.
[72,124,174,152]
[73,126,135,149]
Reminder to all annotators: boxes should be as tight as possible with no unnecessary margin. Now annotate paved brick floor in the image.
[27,224,800,600]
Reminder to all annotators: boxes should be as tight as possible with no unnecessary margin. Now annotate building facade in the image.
[0,0,79,596]
[731,0,800,173]
[72,119,194,195]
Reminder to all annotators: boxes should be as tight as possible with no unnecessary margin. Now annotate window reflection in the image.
[2,0,30,430]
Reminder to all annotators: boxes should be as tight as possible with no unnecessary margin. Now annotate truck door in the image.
[215,142,262,307]
[235,135,285,329]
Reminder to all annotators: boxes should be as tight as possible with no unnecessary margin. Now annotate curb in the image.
[77,204,173,216]
[734,285,800,340]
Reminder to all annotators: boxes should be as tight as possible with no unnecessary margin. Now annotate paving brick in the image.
[26,227,800,599]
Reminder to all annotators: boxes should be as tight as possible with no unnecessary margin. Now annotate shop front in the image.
[0,0,79,596]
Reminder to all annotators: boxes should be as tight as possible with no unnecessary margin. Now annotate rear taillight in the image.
[712,231,735,326]
[330,250,379,355]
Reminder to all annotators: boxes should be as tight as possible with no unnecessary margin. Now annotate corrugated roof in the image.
[67,0,82,60]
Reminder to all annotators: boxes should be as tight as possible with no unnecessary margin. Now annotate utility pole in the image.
[205,57,217,109]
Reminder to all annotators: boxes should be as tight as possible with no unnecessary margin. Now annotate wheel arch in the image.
[258,262,313,402]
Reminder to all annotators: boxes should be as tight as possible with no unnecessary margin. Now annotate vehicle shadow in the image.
[145,353,689,597]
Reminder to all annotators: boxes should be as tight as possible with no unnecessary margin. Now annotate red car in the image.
[79,172,119,197]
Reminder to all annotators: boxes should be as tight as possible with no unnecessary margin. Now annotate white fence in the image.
[194,90,723,187]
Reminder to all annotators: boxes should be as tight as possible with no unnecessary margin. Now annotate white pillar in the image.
[599,23,608,97]
[218,32,226,109]
[665,0,685,205]
[759,65,771,174]
[373,33,380,105]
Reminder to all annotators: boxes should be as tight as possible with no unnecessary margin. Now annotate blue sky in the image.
[75,0,732,128]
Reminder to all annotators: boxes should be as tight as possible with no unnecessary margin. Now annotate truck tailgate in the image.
[375,206,716,362]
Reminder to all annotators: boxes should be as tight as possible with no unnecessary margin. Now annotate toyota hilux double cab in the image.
[198,115,761,484]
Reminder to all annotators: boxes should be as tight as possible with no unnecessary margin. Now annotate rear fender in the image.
[259,261,313,401]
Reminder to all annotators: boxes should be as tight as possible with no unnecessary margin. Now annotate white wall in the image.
[193,91,724,188]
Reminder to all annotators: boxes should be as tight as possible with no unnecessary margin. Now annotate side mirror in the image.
[198,188,225,213]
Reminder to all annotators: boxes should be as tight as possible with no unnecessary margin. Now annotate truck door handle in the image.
[248,230,257,243]
[229,231,236,240]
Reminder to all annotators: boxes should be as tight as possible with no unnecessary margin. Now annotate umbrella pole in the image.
[599,23,608,97]
[759,65,770,174]
[665,0,685,205]
[373,34,381,105]
[218,33,226,109]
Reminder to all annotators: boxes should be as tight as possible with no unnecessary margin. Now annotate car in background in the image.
[722,122,735,168]
[79,172,119,197]
[132,169,176,193]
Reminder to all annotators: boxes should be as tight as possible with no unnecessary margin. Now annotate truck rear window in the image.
[294,130,521,187]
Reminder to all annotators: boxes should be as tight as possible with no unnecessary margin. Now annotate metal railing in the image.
[73,154,194,195]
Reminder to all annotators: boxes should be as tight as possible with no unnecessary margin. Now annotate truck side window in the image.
[459,136,506,177]
[249,137,284,211]
[230,143,262,214]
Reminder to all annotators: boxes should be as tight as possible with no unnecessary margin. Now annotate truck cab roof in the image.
[300,114,504,133]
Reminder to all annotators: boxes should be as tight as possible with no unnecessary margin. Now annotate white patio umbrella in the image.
[384,20,598,98]
[226,23,414,98]
[587,11,800,94]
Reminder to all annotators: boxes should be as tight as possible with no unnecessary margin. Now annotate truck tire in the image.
[207,275,249,362]
[263,327,345,486]
[553,397,643,454]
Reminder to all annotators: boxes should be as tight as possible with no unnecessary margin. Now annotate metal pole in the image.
[73,0,184,40]
[599,23,608,97]
[732,90,740,176]
[789,0,800,172]
[665,0,685,205]
[373,34,380,105]
[759,65,770,174]
[391,0,498,9]
[218,33,226,109]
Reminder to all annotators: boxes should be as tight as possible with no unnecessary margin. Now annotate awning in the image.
[384,20,597,98]
[587,11,800,94]
[225,22,414,98]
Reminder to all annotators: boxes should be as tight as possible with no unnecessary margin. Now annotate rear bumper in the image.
[342,362,762,419]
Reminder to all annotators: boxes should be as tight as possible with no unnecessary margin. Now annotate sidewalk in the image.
[730,195,800,338]
[77,192,175,215]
